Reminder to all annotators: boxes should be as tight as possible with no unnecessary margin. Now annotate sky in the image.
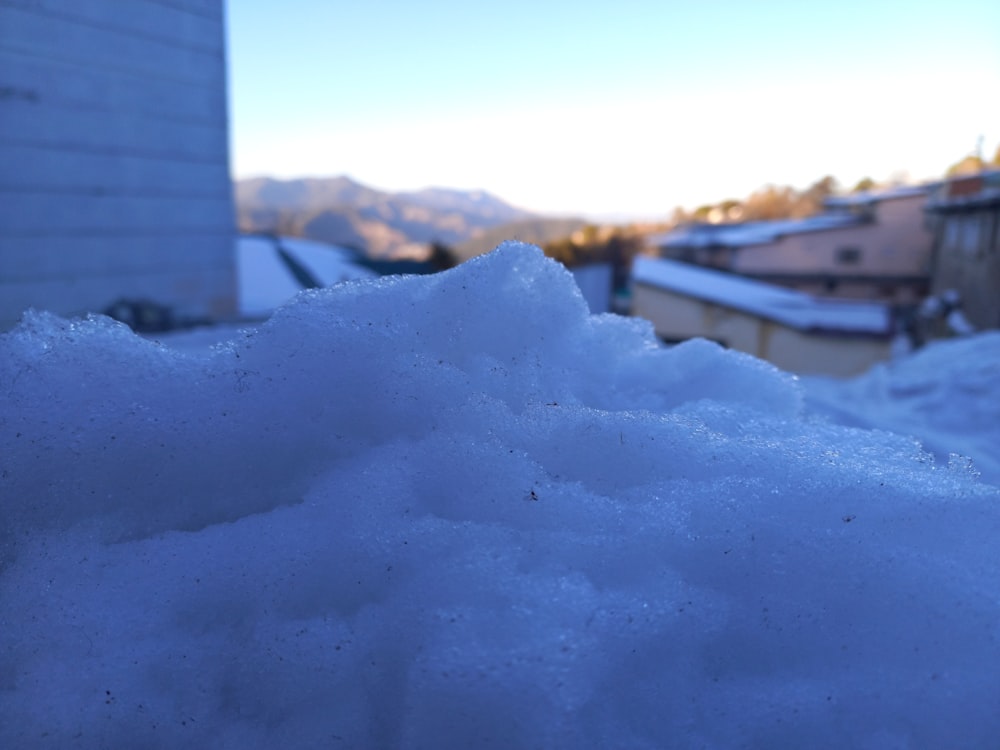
[227,0,1000,220]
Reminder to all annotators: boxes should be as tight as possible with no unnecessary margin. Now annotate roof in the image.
[632,256,892,336]
[238,235,375,318]
[651,184,936,252]
[649,213,862,250]
[926,170,1000,213]
[822,183,932,208]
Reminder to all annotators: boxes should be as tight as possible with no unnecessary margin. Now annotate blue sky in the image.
[227,1,1000,220]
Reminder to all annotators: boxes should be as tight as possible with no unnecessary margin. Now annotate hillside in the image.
[235,176,538,257]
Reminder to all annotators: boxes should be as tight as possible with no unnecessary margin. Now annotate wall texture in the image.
[0,0,236,329]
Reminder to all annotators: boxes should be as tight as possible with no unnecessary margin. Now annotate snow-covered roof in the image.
[926,170,1000,212]
[650,213,862,250]
[651,185,936,252]
[928,188,1000,212]
[823,183,932,208]
[237,235,375,318]
[632,256,892,336]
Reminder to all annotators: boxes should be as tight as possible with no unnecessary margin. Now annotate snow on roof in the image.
[929,188,1000,211]
[632,256,892,336]
[823,183,932,208]
[237,234,374,318]
[926,170,1000,212]
[650,213,862,250]
[651,185,936,252]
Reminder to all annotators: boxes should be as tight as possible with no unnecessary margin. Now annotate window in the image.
[835,246,862,265]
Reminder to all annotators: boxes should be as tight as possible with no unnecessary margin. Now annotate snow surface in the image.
[804,332,1000,487]
[2,243,999,748]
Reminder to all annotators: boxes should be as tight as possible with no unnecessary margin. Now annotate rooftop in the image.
[651,183,936,252]
[649,213,863,250]
[822,183,932,209]
[926,170,1000,212]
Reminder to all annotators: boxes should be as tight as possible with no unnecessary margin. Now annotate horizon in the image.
[231,171,956,227]
[228,1,1000,222]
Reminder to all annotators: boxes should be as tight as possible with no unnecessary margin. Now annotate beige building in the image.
[631,256,895,377]
[653,186,934,305]
[925,170,1000,330]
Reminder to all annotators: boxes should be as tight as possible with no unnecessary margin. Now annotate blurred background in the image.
[1,0,998,375]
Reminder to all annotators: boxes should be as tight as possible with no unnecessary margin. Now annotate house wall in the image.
[930,205,1000,329]
[0,0,236,330]
[631,282,892,376]
[732,194,933,302]
[763,327,891,376]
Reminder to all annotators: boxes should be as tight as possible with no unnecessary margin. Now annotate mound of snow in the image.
[805,332,1000,486]
[2,243,998,748]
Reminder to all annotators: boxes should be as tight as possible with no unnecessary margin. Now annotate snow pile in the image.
[805,332,1000,487]
[2,243,999,748]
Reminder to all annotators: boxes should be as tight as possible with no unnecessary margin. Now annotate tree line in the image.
[670,145,1000,227]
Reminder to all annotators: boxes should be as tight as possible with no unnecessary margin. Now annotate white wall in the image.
[0,0,236,329]
[570,263,613,314]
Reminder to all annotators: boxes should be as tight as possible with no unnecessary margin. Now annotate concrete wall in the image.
[0,0,236,330]
[631,282,892,376]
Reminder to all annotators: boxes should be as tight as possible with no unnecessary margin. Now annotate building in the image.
[651,186,934,305]
[924,170,1000,330]
[0,0,236,331]
[631,256,896,376]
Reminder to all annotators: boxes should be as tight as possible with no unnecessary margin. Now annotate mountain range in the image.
[235,176,553,258]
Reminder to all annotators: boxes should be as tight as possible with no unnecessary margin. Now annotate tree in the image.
[741,185,798,221]
[792,176,839,217]
[427,242,458,271]
[541,226,644,293]
[692,205,715,221]
[946,155,985,177]
[851,177,876,193]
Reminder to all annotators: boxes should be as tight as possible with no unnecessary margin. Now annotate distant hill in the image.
[235,176,538,257]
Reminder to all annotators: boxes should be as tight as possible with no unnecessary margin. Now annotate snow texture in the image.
[804,331,1000,486]
[1,243,998,748]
